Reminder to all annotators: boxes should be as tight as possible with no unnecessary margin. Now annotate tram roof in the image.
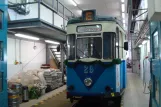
[67,16,119,25]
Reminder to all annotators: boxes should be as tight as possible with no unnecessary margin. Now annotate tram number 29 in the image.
[84,65,94,74]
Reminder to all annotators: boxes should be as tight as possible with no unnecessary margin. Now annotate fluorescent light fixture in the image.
[123,23,126,28]
[15,33,39,40]
[123,19,125,23]
[67,45,70,48]
[121,4,125,12]
[45,40,60,44]
[142,40,147,45]
[116,42,118,46]
[154,31,158,36]
[121,0,125,3]
[138,45,142,47]
[122,13,125,19]
[71,0,77,6]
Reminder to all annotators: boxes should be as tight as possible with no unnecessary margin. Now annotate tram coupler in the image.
[101,92,121,106]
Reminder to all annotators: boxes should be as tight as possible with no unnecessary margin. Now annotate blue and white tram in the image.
[65,10,128,106]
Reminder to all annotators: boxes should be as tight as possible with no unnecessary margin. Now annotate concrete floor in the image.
[38,91,75,107]
[123,70,150,107]
[20,70,150,107]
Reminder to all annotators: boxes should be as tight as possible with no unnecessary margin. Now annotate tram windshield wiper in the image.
[77,48,89,59]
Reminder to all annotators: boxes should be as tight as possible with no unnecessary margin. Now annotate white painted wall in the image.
[7,37,46,79]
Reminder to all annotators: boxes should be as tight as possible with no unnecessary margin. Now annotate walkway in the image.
[124,70,149,107]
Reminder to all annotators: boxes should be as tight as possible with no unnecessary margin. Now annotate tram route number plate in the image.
[84,65,94,74]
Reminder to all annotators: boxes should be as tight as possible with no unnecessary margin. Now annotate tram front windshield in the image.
[77,37,102,59]
[67,33,115,60]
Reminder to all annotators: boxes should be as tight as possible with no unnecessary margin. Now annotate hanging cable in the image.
[21,46,46,71]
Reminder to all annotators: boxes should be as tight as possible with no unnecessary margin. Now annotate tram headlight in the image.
[84,78,92,86]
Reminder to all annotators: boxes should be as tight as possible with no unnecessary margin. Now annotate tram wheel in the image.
[70,97,74,103]
[113,97,121,107]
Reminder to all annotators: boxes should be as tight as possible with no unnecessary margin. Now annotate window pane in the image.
[153,31,159,59]
[0,10,2,29]
[77,37,102,59]
[67,35,75,60]
[103,33,115,59]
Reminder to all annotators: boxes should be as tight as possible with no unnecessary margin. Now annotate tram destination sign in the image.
[77,25,102,33]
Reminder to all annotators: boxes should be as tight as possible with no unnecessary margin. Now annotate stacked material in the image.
[56,72,63,86]
[44,69,63,90]
[8,69,47,93]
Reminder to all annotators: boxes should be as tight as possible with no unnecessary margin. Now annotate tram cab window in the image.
[103,32,115,59]
[77,37,102,59]
[119,31,123,58]
[67,34,76,60]
[0,10,2,29]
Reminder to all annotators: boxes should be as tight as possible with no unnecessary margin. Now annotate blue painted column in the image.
[0,0,8,107]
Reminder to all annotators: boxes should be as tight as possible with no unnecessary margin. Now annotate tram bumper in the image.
[67,91,121,100]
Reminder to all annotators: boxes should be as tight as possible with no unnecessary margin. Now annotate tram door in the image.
[0,1,8,107]
[150,22,161,107]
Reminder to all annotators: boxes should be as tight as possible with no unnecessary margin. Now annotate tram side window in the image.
[116,28,119,58]
[0,10,2,29]
[67,34,76,60]
[119,31,123,59]
[103,32,115,59]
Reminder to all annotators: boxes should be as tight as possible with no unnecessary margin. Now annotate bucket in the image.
[8,90,20,107]
[11,83,22,103]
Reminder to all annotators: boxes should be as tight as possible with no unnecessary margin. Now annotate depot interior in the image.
[0,0,160,107]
